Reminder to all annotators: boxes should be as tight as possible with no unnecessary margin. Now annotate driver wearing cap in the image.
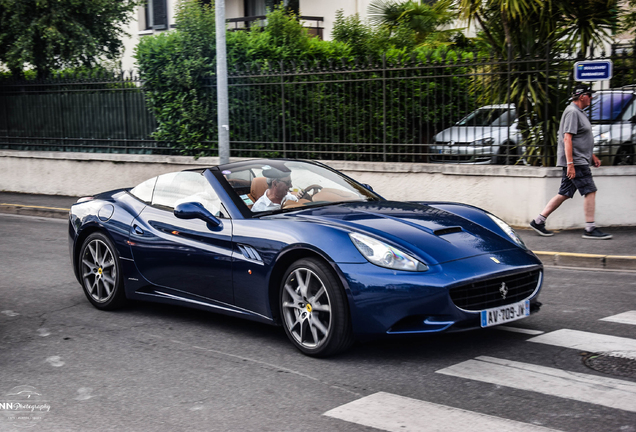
[251,167,300,212]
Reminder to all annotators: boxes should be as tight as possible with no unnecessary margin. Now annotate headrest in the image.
[250,177,269,201]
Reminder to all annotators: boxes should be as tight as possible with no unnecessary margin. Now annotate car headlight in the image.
[487,213,526,249]
[349,232,428,272]
[594,131,611,144]
[471,137,495,147]
[594,132,612,154]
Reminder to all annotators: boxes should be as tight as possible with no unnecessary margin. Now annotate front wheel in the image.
[79,232,127,310]
[495,142,519,165]
[613,144,634,165]
[280,258,353,357]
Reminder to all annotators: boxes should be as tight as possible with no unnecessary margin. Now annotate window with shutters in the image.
[142,0,168,31]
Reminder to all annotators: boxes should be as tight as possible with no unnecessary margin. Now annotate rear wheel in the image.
[280,258,353,357]
[79,232,126,310]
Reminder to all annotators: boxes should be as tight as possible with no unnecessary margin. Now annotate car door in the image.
[129,171,234,304]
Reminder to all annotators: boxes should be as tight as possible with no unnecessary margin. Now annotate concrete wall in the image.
[1,150,635,229]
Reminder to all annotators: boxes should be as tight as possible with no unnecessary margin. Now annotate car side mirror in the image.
[363,183,374,191]
[174,202,222,229]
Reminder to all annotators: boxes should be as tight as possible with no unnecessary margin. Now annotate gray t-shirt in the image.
[556,102,594,167]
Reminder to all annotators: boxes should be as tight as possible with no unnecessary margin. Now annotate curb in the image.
[0,203,69,220]
[1,204,635,271]
[533,251,636,271]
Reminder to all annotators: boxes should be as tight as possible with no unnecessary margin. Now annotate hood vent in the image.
[434,226,463,236]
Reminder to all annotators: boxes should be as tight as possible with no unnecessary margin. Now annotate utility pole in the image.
[216,0,230,164]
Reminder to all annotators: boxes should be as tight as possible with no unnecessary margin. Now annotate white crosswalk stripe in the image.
[436,356,636,413]
[323,392,564,432]
[600,311,636,326]
[326,323,636,430]
[528,329,636,359]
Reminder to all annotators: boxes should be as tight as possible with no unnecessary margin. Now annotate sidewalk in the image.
[1,192,635,271]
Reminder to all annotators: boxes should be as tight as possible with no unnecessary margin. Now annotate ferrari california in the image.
[69,159,543,357]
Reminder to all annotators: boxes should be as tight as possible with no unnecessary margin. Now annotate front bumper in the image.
[338,248,543,337]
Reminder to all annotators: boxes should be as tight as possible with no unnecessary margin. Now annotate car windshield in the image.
[456,108,516,127]
[589,92,634,123]
[219,160,382,214]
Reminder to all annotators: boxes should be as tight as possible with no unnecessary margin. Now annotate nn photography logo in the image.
[0,385,51,428]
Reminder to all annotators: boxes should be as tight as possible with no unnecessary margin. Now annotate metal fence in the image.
[1,45,635,165]
[0,73,162,154]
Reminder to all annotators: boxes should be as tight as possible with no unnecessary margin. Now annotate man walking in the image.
[530,83,612,240]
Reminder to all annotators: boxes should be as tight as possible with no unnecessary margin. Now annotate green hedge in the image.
[135,1,480,160]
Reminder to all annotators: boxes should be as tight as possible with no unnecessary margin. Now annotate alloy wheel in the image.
[81,238,117,303]
[281,267,332,349]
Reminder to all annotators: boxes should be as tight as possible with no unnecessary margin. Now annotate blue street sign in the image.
[574,60,613,81]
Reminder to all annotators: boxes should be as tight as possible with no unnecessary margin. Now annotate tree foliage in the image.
[0,0,140,79]
[135,1,476,158]
[136,2,353,155]
[135,0,217,154]
[367,0,460,47]
[620,0,636,37]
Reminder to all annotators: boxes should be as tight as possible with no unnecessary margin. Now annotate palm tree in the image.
[557,0,617,55]
[457,0,618,165]
[368,0,458,45]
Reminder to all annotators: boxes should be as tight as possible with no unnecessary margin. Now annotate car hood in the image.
[592,124,609,135]
[285,202,519,265]
[434,126,514,144]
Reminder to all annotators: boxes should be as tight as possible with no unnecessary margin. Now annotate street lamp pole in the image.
[216,0,230,164]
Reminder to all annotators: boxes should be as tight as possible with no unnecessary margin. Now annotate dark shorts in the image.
[558,165,597,198]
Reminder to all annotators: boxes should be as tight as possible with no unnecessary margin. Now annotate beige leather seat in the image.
[248,177,268,203]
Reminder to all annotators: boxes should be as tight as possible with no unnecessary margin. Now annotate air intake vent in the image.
[238,245,263,263]
[434,226,463,236]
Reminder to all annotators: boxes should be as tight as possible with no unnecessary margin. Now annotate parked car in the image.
[69,159,543,357]
[591,86,636,166]
[429,105,524,164]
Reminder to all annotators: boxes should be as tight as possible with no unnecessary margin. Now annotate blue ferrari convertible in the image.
[69,159,543,357]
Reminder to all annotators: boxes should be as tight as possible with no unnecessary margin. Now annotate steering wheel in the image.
[298,184,323,201]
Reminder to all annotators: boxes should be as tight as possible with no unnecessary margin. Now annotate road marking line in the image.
[600,311,636,326]
[495,326,545,335]
[436,356,636,413]
[323,391,563,432]
[528,329,636,359]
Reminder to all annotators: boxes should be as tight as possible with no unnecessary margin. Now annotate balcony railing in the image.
[226,15,323,39]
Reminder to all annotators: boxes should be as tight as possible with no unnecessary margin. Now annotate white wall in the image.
[300,0,373,40]
[2,151,635,229]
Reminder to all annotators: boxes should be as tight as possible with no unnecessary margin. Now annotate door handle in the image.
[133,225,144,235]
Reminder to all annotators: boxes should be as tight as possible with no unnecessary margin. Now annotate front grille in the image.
[449,270,541,311]
[429,154,475,162]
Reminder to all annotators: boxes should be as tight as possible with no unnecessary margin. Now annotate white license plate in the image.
[480,300,530,328]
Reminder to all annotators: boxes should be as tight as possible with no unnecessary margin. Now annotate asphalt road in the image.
[0,213,635,432]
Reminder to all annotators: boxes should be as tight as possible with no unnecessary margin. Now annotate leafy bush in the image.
[135,0,216,155]
[135,0,480,160]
